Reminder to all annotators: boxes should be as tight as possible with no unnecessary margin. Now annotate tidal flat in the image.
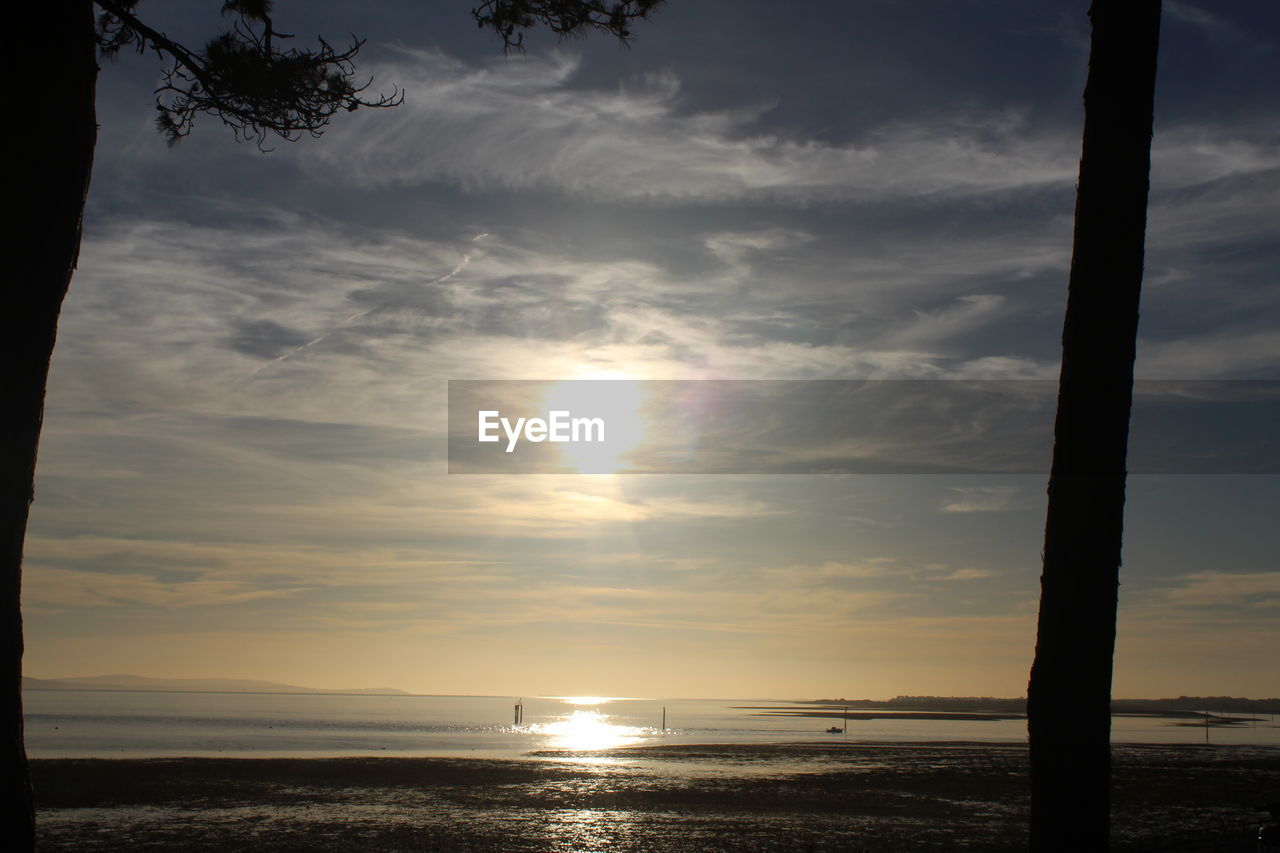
[32,742,1279,852]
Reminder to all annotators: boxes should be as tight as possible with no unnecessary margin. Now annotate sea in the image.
[23,690,1280,760]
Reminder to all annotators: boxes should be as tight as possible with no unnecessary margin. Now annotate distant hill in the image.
[22,674,408,696]
[803,695,1280,715]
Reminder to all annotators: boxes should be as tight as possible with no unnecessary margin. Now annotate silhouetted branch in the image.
[472,0,665,52]
[94,0,402,149]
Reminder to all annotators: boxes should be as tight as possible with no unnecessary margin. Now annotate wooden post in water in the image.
[514,699,523,726]
[662,706,666,731]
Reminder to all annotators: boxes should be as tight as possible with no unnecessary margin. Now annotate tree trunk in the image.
[1027,2,1161,851]
[5,2,100,846]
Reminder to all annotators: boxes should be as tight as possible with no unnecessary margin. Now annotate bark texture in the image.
[1027,2,1162,851]
[5,2,100,847]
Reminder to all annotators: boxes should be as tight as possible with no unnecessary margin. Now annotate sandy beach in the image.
[31,742,1278,852]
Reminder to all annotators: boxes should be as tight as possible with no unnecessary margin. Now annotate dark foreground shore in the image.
[32,742,1279,852]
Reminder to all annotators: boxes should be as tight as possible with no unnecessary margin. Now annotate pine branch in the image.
[93,0,402,149]
[472,0,665,52]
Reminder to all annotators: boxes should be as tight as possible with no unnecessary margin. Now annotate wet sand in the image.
[32,742,1279,852]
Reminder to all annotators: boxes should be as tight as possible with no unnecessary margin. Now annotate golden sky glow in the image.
[20,1,1279,701]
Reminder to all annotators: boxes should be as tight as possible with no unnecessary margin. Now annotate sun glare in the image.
[542,377,647,474]
[537,709,647,751]
[560,696,615,706]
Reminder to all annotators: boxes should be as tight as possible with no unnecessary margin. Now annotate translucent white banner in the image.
[447,380,1279,475]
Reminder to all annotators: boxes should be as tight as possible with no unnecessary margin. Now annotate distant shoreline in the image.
[21,674,411,696]
[25,680,1280,715]
[23,686,414,698]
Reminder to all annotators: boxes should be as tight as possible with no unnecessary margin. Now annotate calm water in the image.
[24,690,1279,759]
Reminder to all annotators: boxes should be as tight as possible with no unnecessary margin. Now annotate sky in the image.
[22,0,1279,699]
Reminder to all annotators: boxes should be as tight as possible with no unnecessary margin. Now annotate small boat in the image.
[826,726,843,734]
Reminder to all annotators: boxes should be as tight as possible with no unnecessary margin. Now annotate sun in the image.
[538,709,646,751]
[559,696,615,706]
[541,375,647,474]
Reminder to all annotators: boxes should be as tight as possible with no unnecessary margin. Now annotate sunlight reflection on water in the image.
[532,709,651,751]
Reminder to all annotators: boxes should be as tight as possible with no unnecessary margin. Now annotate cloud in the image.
[1151,125,1280,189]
[301,50,1082,202]
[297,50,1280,209]
[61,211,1068,449]
[1136,328,1280,378]
[1161,571,1280,609]
[940,486,1025,513]
[229,319,316,360]
[936,568,996,581]
[760,559,900,583]
[22,535,502,588]
[1163,2,1251,40]
[891,294,1008,348]
[421,479,781,538]
[25,567,307,611]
